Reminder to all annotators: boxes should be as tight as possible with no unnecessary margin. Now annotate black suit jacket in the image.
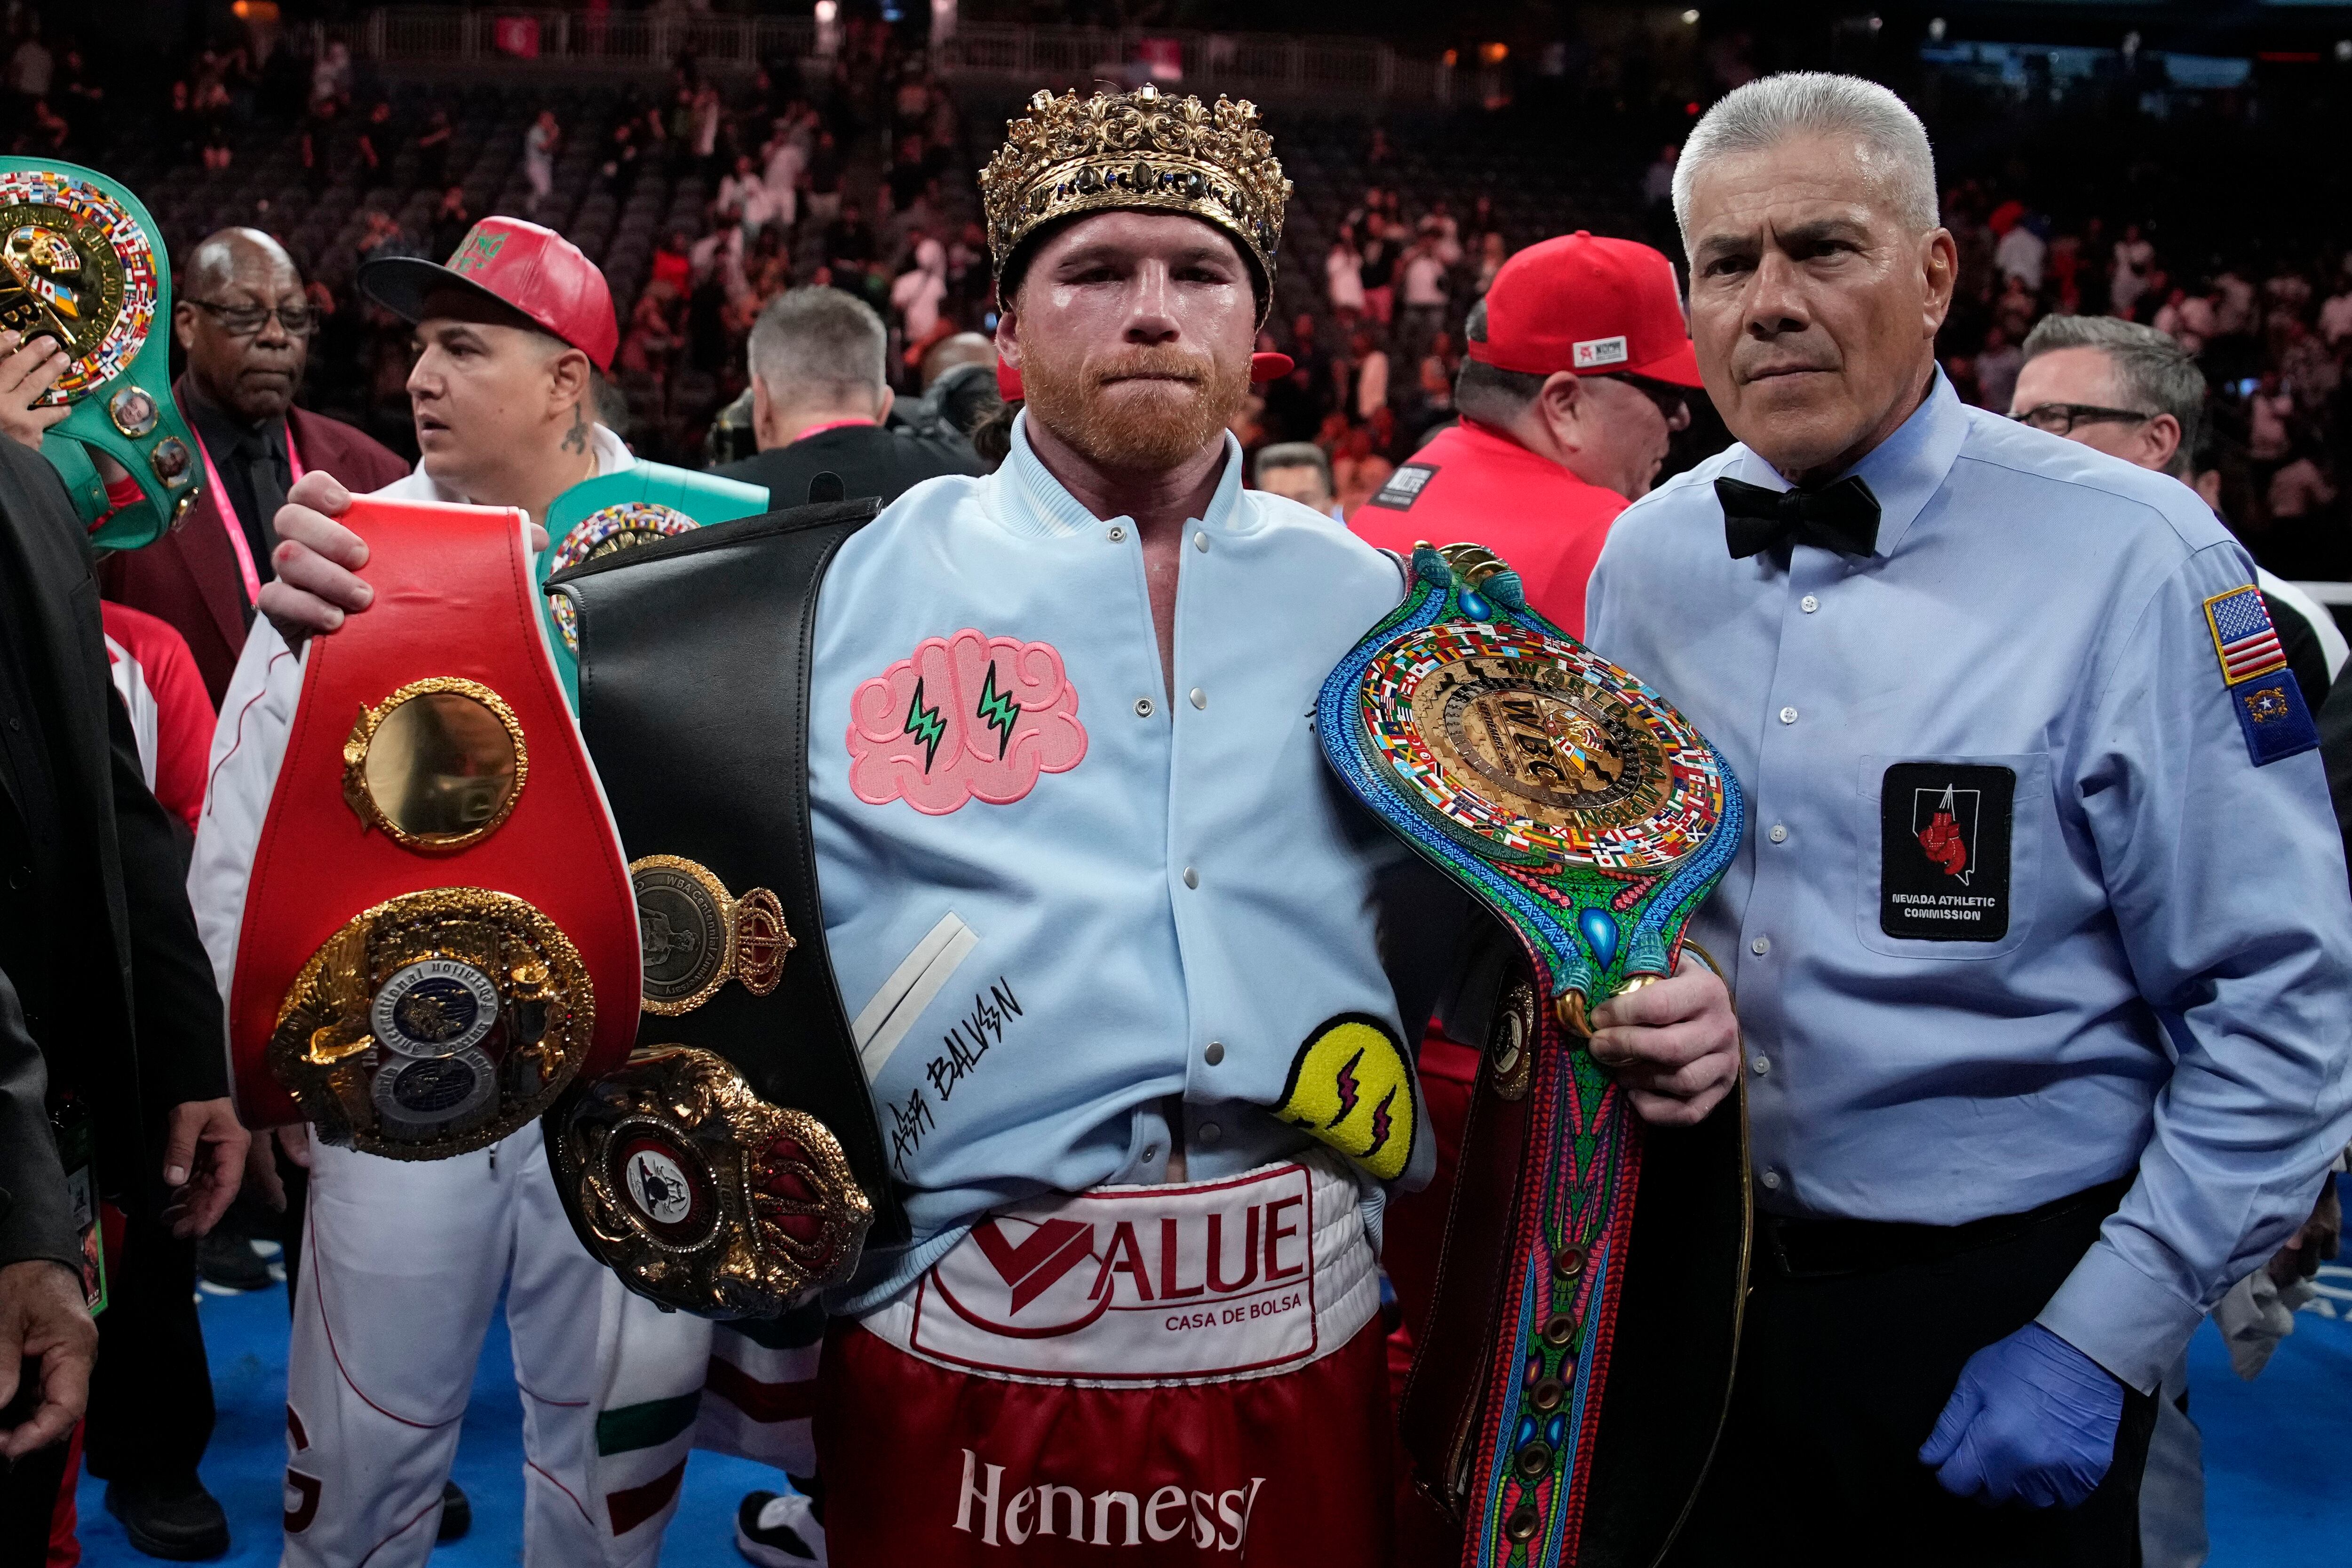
[0,966,72,1269]
[0,438,227,1196]
[715,422,986,510]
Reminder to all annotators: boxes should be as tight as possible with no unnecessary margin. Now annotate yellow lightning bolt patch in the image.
[1274,1014,1418,1182]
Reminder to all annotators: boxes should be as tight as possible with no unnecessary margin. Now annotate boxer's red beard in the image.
[1019,341,1248,472]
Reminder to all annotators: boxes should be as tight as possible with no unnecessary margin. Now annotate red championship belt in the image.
[228,496,641,1158]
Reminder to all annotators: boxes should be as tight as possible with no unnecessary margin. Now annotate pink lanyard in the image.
[192,424,304,606]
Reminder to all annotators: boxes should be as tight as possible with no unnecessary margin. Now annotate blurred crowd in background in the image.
[6,3,2352,583]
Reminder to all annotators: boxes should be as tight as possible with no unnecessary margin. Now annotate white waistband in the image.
[859,1152,1378,1388]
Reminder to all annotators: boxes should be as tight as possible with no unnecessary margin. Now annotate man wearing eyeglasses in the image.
[100,228,407,705]
[2010,311,2344,709]
[2011,308,2348,1568]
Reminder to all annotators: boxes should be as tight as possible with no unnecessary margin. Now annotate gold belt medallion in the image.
[632,855,794,1015]
[269,888,597,1159]
[0,172,144,402]
[342,677,530,852]
[556,1046,873,1316]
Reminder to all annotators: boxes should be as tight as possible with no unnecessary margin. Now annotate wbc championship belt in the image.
[227,498,640,1157]
[542,496,896,1319]
[535,463,769,707]
[1320,544,1745,1568]
[0,160,200,549]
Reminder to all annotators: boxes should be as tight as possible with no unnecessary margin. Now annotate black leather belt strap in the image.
[1758,1175,2133,1281]
[547,496,908,1248]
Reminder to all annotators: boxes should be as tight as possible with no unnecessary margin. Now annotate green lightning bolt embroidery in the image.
[904,678,947,772]
[975,662,1021,759]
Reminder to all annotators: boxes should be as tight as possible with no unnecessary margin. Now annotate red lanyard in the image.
[191,423,305,605]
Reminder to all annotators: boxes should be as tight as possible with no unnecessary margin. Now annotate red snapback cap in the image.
[1467,231,1701,388]
[359,216,619,374]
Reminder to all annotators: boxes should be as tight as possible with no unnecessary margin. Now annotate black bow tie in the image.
[1716,474,1882,561]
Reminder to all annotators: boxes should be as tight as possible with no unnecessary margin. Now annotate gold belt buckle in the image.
[631,855,795,1015]
[556,1046,873,1316]
[269,888,595,1159]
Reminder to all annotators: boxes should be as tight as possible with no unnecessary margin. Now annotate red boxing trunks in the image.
[815,1155,1393,1565]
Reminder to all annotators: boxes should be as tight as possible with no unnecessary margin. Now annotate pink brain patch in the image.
[846,629,1088,813]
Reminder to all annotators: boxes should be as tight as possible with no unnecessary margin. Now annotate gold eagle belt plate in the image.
[555,1046,872,1317]
[269,888,596,1159]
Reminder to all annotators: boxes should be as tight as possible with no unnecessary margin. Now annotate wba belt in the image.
[543,497,898,1319]
[227,496,640,1158]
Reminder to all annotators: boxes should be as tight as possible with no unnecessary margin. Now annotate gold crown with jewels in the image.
[979,85,1291,305]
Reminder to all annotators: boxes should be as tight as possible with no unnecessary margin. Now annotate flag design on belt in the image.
[2204,586,2287,685]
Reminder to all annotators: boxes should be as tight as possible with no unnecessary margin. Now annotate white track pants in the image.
[281,1130,706,1568]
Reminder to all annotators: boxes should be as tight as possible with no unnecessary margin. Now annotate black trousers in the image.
[0,1435,69,1566]
[83,1185,214,1484]
[1663,1183,2160,1568]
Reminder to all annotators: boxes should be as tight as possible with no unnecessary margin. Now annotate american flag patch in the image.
[2204,586,2288,685]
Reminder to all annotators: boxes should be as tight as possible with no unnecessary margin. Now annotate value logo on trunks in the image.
[909,1164,1320,1379]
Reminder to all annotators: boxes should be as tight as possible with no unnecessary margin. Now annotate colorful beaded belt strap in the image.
[1318,542,1743,1567]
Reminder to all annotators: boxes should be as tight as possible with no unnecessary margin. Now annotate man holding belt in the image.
[1588,73,2352,1564]
[236,88,1746,1566]
[191,217,706,1568]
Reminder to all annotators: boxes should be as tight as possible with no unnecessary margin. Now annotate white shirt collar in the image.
[401,423,634,520]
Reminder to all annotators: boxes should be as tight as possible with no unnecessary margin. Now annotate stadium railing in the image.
[348,8,1468,105]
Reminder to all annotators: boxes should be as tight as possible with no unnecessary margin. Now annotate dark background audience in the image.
[15,5,2338,603]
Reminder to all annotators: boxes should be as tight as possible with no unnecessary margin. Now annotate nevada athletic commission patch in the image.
[1879,763,2014,942]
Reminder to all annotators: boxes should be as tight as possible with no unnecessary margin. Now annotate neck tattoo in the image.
[561,402,588,454]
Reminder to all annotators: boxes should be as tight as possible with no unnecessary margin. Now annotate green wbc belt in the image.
[1317,543,1744,1568]
[536,463,770,708]
[0,160,200,548]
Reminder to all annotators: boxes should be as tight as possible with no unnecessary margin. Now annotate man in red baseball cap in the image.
[342,215,624,531]
[1351,233,1703,1549]
[1350,230,1701,640]
[186,216,716,1567]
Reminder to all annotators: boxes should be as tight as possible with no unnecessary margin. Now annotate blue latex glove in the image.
[1918,1322,2124,1508]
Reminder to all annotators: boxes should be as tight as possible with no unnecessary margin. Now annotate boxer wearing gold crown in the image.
[246,89,1740,1566]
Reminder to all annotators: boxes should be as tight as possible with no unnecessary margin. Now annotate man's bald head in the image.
[921,331,994,390]
[175,227,312,423]
[184,227,300,302]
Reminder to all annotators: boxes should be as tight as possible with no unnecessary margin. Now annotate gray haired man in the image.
[714,286,983,507]
[1586,72,2352,1567]
[2012,311,2345,701]
[2013,308,2349,1568]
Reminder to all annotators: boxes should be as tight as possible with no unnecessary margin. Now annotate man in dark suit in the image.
[716,287,983,507]
[101,228,409,705]
[0,969,98,1565]
[0,434,248,1558]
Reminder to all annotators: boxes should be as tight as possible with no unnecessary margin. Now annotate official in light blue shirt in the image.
[1594,363,2352,1389]
[1597,72,2352,1560]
